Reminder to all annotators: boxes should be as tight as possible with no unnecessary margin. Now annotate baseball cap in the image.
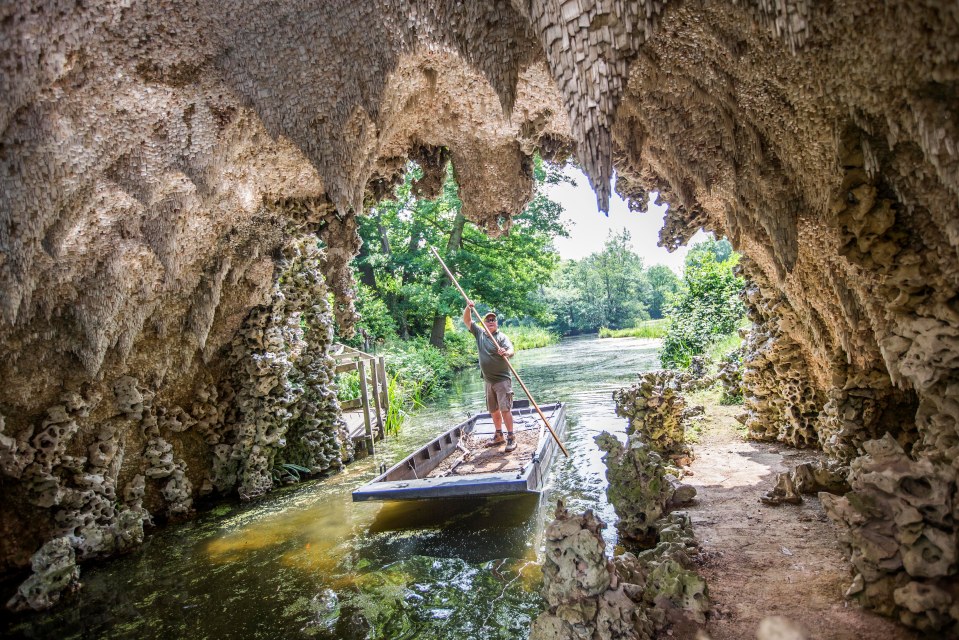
[483,311,498,321]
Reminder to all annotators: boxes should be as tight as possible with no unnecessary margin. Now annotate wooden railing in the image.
[332,344,389,454]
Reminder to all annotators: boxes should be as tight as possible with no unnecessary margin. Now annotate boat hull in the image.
[351,401,567,502]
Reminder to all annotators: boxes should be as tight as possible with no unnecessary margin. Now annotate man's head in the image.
[483,311,499,331]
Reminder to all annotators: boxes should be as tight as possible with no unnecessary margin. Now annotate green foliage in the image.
[540,230,681,334]
[660,239,746,369]
[438,330,476,369]
[706,319,748,363]
[271,463,314,484]
[334,371,360,402]
[684,237,733,268]
[599,319,668,339]
[350,157,570,346]
[646,265,681,319]
[381,333,474,403]
[385,338,455,399]
[383,376,406,436]
[347,283,397,347]
[505,325,560,350]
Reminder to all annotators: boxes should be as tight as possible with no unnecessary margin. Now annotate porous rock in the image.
[530,502,707,640]
[596,432,697,546]
[760,460,849,506]
[613,371,691,456]
[716,346,744,404]
[1,0,958,631]
[5,538,79,612]
[821,434,958,633]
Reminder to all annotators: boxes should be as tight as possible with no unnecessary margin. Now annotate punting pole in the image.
[429,246,569,458]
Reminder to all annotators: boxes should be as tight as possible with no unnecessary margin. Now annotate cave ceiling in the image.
[1,0,957,472]
[2,1,959,626]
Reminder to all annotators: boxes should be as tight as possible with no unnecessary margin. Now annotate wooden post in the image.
[377,356,389,415]
[369,357,384,437]
[357,359,374,452]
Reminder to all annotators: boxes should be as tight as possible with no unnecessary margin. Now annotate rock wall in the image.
[1,235,350,610]
[821,436,958,634]
[607,1,958,629]
[2,0,958,629]
[613,370,691,456]
[528,502,705,640]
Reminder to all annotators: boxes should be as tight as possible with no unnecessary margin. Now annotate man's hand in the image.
[497,346,512,358]
[463,301,475,328]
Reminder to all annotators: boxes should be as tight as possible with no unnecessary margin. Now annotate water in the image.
[4,335,661,640]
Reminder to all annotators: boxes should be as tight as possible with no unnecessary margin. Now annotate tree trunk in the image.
[429,314,447,349]
[429,211,467,349]
[378,219,392,255]
[446,210,466,254]
[397,309,410,340]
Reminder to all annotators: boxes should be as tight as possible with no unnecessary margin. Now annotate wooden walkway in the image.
[332,344,389,456]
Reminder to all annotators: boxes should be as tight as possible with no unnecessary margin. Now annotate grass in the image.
[706,317,752,362]
[707,332,742,362]
[689,386,749,438]
[383,375,407,435]
[599,318,668,339]
[506,325,560,350]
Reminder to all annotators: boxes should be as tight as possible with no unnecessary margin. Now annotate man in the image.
[463,301,517,452]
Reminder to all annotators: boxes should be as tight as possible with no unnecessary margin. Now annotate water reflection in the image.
[4,336,660,639]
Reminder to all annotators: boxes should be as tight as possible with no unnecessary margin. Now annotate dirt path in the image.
[683,399,917,640]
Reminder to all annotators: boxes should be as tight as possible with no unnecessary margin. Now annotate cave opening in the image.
[1,1,958,638]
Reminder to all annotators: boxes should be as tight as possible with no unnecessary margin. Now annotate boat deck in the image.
[427,426,540,476]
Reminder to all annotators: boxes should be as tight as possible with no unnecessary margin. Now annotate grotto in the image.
[1,1,958,638]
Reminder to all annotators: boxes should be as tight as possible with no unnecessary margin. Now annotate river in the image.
[5,335,661,640]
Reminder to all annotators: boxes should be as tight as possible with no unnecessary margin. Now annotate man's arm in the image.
[497,334,515,358]
[463,301,474,330]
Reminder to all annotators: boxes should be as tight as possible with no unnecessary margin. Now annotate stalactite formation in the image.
[2,0,957,630]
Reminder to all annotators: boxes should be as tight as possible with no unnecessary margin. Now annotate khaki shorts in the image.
[485,379,513,413]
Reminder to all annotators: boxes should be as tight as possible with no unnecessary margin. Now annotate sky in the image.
[544,165,707,273]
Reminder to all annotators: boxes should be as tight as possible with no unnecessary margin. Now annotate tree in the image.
[353,156,570,348]
[539,230,655,334]
[684,236,733,269]
[646,265,680,319]
[587,229,650,328]
[660,241,746,368]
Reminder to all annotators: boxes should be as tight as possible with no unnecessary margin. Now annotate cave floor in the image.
[683,391,917,640]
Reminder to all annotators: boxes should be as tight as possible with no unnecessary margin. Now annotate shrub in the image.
[660,250,745,369]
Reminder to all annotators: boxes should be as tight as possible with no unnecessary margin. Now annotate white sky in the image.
[544,165,707,273]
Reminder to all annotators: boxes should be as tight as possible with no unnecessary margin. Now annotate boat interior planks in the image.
[351,400,567,502]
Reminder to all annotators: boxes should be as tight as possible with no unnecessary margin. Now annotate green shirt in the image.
[469,323,513,383]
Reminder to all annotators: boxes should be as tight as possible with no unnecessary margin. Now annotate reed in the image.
[383,375,408,435]
[599,319,668,339]
[507,325,560,350]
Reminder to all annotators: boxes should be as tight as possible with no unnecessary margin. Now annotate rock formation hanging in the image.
[2,0,958,631]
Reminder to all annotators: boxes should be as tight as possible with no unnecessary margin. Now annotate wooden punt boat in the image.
[351,400,567,502]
